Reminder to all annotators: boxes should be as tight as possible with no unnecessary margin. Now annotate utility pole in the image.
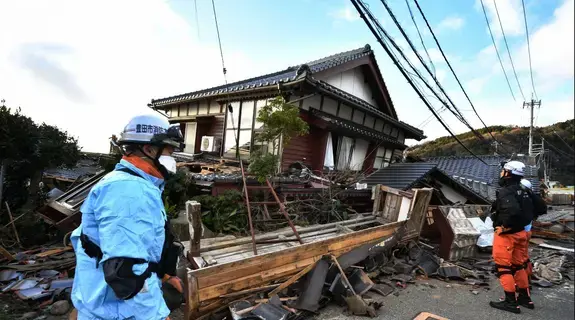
[523,98,541,156]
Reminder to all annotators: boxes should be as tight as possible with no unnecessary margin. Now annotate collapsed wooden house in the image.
[181,186,433,319]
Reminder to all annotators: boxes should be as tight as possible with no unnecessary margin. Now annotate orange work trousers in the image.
[492,228,530,292]
[526,231,533,280]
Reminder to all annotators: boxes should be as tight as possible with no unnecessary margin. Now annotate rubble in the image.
[0,245,76,318]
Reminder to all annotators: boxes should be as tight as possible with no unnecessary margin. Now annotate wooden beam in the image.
[186,201,202,257]
[198,216,375,253]
[187,270,200,320]
[193,222,401,301]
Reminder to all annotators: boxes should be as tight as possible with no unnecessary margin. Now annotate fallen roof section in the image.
[182,186,433,319]
[361,163,491,204]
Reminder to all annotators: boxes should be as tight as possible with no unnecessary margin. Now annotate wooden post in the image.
[186,200,202,257]
[372,184,382,216]
[4,201,21,246]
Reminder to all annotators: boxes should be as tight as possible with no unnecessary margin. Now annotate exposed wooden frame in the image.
[184,187,433,319]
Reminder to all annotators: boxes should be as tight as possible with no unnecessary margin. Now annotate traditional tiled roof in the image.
[311,109,407,147]
[311,79,424,139]
[361,162,437,189]
[422,155,540,198]
[425,155,503,185]
[360,162,490,203]
[150,45,373,107]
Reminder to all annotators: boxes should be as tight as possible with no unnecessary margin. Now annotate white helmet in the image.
[520,179,532,190]
[503,160,525,177]
[118,114,184,149]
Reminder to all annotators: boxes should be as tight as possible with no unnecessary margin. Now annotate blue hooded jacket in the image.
[70,159,170,320]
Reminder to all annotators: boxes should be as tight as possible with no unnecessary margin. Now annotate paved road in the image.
[318,278,575,320]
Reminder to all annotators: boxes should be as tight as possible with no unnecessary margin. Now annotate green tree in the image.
[0,105,80,210]
[248,96,309,182]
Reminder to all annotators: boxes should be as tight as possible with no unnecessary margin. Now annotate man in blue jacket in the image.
[70,114,184,320]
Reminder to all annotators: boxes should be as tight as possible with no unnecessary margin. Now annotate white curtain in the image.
[349,139,369,170]
[336,136,354,170]
[324,132,335,169]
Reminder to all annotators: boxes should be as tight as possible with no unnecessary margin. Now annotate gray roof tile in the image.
[151,45,373,107]
[422,155,540,196]
[360,162,490,203]
[361,162,438,189]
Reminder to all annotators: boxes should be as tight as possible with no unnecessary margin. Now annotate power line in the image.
[404,0,436,80]
[493,0,526,101]
[194,0,200,40]
[478,0,516,101]
[545,139,575,160]
[412,0,513,153]
[380,0,482,139]
[521,0,538,99]
[211,0,227,84]
[211,0,240,160]
[350,0,488,166]
[553,130,575,153]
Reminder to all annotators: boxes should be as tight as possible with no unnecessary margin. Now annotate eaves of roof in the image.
[432,168,491,204]
[311,109,407,148]
[307,78,425,140]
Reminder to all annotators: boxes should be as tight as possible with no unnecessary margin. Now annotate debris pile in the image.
[0,246,75,318]
[532,207,575,240]
[216,235,575,320]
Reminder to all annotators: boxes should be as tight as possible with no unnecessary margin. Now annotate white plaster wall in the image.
[320,67,377,106]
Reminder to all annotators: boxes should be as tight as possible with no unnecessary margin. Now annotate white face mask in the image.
[158,155,177,174]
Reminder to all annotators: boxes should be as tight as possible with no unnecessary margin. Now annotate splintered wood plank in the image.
[191,221,402,282]
[195,224,401,300]
[197,243,329,288]
[186,270,200,320]
[198,256,321,301]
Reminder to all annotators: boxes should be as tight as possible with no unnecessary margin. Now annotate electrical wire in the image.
[546,140,575,160]
[350,0,488,166]
[381,0,482,140]
[521,0,538,100]
[211,0,227,84]
[413,0,514,154]
[362,4,458,140]
[478,0,516,101]
[493,0,526,101]
[194,0,200,40]
[211,0,240,159]
[405,0,436,79]
[553,131,575,153]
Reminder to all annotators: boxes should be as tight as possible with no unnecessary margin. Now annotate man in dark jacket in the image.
[490,161,534,314]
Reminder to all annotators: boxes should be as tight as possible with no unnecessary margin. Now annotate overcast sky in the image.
[0,0,573,153]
